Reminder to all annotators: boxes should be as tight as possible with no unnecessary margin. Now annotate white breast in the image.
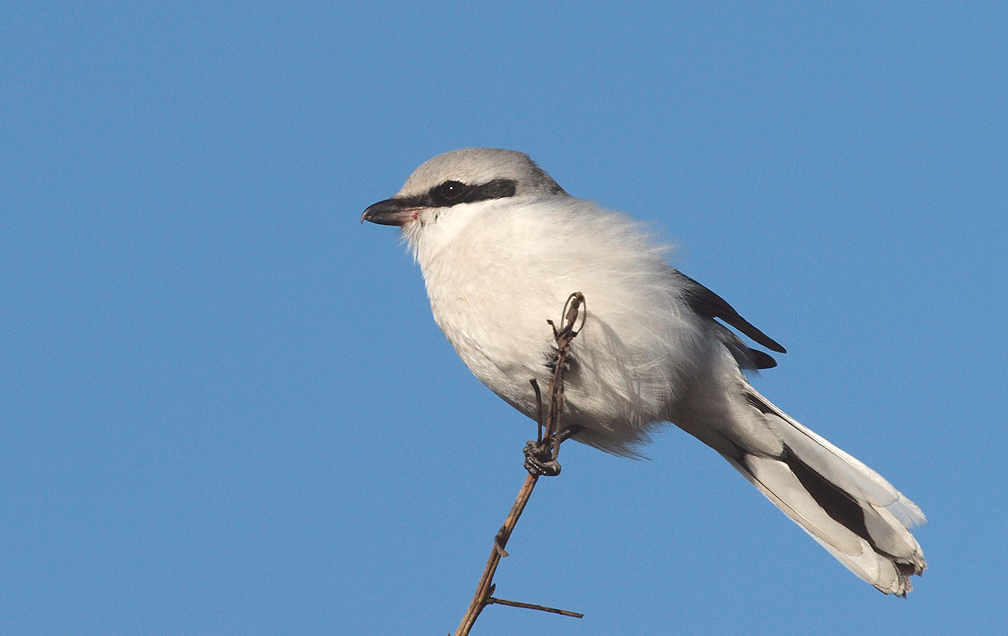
[408,196,707,452]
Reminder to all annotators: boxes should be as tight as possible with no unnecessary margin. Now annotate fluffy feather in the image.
[364,148,927,594]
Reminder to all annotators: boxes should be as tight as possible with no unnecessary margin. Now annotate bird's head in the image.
[361,148,568,236]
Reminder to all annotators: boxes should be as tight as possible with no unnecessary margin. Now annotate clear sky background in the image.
[2,2,1005,635]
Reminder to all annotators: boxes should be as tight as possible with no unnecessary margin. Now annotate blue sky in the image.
[2,2,1005,634]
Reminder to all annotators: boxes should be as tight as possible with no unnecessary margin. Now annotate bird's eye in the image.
[439,181,465,201]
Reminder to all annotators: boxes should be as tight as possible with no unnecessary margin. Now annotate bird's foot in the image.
[523,441,561,477]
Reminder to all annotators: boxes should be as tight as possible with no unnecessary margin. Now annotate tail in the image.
[725,385,926,596]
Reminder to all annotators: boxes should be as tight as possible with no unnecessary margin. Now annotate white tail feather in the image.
[728,385,926,595]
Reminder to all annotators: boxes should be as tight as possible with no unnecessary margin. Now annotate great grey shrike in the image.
[362,147,926,595]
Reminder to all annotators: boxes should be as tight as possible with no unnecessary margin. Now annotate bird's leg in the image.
[557,425,583,444]
[523,292,586,478]
[530,379,544,444]
[525,378,561,476]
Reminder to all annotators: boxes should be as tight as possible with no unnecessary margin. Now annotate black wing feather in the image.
[674,271,786,369]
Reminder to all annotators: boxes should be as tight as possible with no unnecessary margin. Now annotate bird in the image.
[361,147,926,596]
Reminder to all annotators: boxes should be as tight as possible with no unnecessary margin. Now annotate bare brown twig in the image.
[487,596,585,618]
[452,292,586,636]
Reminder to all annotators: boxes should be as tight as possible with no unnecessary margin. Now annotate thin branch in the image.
[531,379,544,444]
[452,292,586,636]
[488,596,585,618]
[544,292,585,460]
[452,473,539,636]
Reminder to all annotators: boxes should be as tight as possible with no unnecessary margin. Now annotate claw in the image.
[523,441,561,477]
